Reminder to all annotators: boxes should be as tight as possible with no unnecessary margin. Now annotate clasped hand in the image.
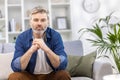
[30,38,48,52]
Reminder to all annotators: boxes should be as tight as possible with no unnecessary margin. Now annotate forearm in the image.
[20,44,39,70]
[33,38,61,68]
[45,48,60,68]
[20,48,34,70]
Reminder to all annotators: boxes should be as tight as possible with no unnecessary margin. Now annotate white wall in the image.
[71,0,120,54]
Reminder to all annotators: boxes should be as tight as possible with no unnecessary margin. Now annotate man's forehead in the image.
[31,13,47,19]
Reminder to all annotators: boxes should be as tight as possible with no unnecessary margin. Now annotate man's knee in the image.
[8,72,22,80]
[55,70,71,80]
[8,72,36,80]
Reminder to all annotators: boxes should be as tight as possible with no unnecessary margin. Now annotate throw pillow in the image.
[0,52,14,79]
[66,51,96,78]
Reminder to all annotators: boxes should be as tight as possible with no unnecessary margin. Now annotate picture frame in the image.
[56,17,67,29]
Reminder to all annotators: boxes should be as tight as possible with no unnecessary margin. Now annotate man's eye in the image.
[41,19,46,22]
[33,19,39,22]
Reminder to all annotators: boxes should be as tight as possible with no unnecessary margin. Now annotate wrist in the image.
[29,46,36,54]
[44,47,51,53]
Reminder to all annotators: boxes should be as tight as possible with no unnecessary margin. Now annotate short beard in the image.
[32,27,47,35]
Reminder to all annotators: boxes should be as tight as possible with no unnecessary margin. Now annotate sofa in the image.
[0,40,113,80]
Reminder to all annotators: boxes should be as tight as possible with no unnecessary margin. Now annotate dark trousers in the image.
[8,70,71,80]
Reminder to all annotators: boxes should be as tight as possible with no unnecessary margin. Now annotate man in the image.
[8,6,71,80]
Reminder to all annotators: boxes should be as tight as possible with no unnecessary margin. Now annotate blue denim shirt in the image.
[11,27,68,73]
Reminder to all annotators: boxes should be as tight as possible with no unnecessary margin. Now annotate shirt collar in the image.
[45,27,51,39]
[29,28,33,41]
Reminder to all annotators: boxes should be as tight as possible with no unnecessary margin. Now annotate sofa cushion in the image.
[2,43,15,53]
[0,52,13,79]
[66,51,96,78]
[64,40,83,56]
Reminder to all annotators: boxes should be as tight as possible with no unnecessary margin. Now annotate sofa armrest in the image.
[93,58,113,80]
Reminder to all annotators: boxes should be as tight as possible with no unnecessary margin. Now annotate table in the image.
[103,74,120,80]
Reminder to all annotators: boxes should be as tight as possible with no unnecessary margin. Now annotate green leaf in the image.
[78,12,120,72]
[87,24,103,40]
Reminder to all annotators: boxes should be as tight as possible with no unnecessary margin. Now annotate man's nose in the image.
[38,21,42,25]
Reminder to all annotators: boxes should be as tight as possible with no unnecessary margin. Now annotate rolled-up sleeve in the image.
[13,57,21,69]
[11,57,21,72]
[58,55,68,69]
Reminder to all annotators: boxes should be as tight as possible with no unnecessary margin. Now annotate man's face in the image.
[30,13,49,34]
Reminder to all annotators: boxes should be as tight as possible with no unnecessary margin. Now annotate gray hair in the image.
[29,6,49,18]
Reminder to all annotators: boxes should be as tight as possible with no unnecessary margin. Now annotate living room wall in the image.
[70,0,120,54]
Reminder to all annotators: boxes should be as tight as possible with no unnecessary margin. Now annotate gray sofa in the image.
[0,40,113,80]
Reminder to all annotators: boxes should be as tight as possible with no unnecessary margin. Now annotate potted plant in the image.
[79,12,120,73]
